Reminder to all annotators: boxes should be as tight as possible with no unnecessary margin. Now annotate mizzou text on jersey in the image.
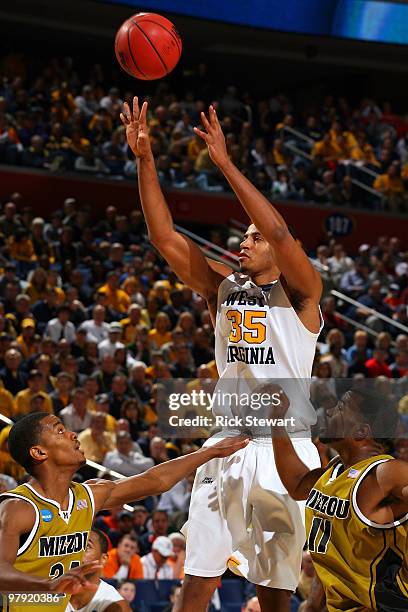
[306,455,408,612]
[0,481,94,611]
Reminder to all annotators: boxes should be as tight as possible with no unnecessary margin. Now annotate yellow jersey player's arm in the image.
[0,498,101,593]
[121,98,229,320]
[88,435,249,511]
[194,106,322,303]
[373,459,408,510]
[272,428,326,500]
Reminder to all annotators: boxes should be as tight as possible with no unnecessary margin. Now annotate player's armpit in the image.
[206,257,233,278]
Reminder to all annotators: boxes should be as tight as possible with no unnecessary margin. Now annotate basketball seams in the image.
[135,18,182,55]
[131,19,169,75]
[126,23,148,79]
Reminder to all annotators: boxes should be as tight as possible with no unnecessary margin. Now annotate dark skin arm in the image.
[194,106,322,303]
[268,386,326,500]
[0,499,101,593]
[120,98,230,322]
[357,459,408,523]
[89,436,249,512]
[105,601,131,611]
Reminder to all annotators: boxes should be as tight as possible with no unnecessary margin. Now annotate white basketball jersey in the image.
[214,273,322,432]
[65,579,123,611]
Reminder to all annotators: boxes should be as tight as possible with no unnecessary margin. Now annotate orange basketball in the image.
[115,12,182,80]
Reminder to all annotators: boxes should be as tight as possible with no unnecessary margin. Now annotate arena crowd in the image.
[1,55,408,211]
[0,55,407,612]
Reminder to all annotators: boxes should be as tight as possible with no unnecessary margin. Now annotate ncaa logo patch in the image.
[41,509,53,522]
[76,498,88,511]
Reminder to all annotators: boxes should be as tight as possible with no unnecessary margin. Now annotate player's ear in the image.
[29,445,48,464]
[352,422,371,441]
[101,552,109,566]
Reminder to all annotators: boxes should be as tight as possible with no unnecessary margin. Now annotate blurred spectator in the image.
[141,536,175,579]
[139,509,169,555]
[242,597,261,612]
[365,348,392,378]
[98,322,125,359]
[15,369,53,415]
[117,581,138,610]
[77,412,115,463]
[60,387,92,432]
[103,431,154,476]
[45,305,76,343]
[103,533,143,581]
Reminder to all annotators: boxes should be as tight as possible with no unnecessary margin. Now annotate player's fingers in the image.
[193,127,209,142]
[139,100,148,126]
[77,561,103,575]
[200,111,212,133]
[123,101,131,122]
[133,96,139,120]
[209,105,219,128]
[119,113,129,126]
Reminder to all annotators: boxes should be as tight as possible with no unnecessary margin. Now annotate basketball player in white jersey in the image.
[121,98,322,612]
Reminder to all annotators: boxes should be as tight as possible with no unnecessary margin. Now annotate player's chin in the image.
[239,260,250,274]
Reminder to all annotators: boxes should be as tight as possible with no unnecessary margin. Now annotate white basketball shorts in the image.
[181,435,320,590]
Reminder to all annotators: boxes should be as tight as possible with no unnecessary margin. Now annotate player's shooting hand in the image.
[209,435,250,458]
[256,383,290,420]
[194,105,230,169]
[47,560,102,595]
[120,96,151,159]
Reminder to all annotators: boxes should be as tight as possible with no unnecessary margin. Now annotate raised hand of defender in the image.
[194,105,229,169]
[48,560,102,595]
[120,96,151,159]
[210,435,250,458]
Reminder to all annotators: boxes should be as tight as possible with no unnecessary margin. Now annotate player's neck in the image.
[30,467,77,508]
[250,271,280,286]
[338,441,386,468]
[70,576,100,608]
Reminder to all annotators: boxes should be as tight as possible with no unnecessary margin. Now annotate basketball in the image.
[115,13,182,80]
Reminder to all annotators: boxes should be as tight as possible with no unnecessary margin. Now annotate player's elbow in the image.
[291,489,308,501]
[148,230,174,250]
[268,223,289,243]
[283,479,308,501]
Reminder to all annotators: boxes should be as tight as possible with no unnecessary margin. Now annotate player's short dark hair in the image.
[8,412,49,475]
[352,388,398,440]
[91,529,110,555]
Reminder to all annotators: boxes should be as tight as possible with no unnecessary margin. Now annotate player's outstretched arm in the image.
[121,97,230,306]
[194,106,322,303]
[0,498,101,593]
[89,435,249,511]
[268,386,325,500]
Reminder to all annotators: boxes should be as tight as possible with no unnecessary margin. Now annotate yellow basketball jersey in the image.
[305,455,408,611]
[0,481,94,611]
